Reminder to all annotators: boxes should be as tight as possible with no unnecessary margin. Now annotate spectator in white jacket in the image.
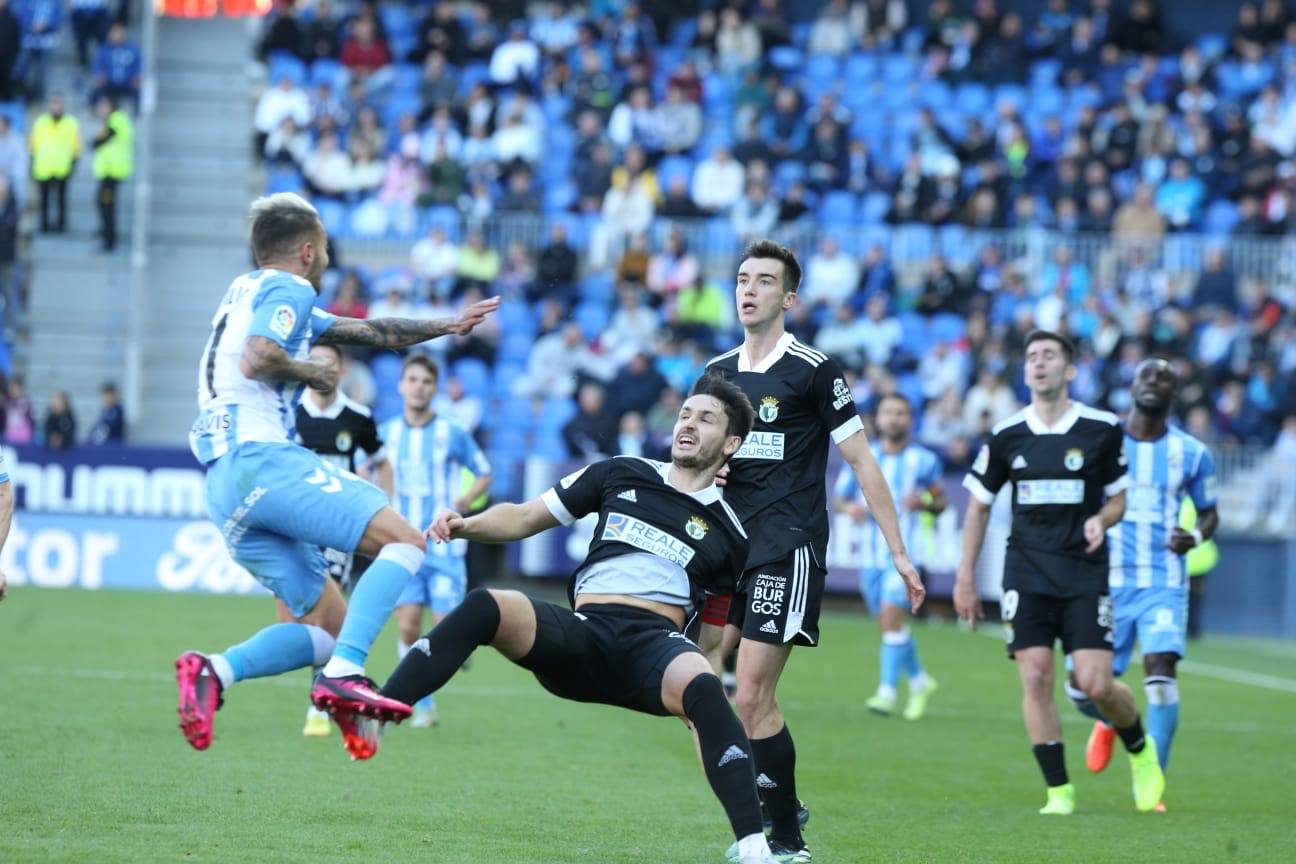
[691,146,744,214]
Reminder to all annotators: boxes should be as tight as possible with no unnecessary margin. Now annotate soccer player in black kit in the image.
[700,241,924,862]
[328,375,785,864]
[955,330,1165,815]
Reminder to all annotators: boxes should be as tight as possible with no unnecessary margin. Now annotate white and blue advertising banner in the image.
[2,445,1005,601]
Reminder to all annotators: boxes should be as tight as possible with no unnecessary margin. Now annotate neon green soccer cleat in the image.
[865,691,896,716]
[1129,736,1166,812]
[902,679,938,720]
[302,707,332,737]
[1039,783,1076,815]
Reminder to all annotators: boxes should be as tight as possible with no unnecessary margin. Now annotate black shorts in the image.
[518,600,702,717]
[726,545,825,648]
[1002,590,1113,657]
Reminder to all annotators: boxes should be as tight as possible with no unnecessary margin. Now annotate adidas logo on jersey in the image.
[718,745,749,768]
[759,619,779,635]
[617,489,638,503]
[1012,455,1028,469]
[756,773,778,789]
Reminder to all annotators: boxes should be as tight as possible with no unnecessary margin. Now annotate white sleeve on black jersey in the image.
[963,430,1011,505]
[813,357,865,444]
[541,459,614,525]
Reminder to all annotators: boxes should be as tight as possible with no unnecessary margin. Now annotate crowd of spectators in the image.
[253,1,1296,527]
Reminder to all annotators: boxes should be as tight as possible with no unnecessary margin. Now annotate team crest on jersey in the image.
[685,515,709,540]
[758,396,780,423]
[1064,448,1084,471]
[335,430,352,452]
[270,304,296,339]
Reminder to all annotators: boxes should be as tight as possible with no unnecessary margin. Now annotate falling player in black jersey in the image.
[955,330,1165,815]
[287,342,388,736]
[325,375,787,864]
[701,240,924,862]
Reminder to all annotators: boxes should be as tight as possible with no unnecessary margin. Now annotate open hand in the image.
[894,554,926,613]
[953,573,984,629]
[448,296,501,336]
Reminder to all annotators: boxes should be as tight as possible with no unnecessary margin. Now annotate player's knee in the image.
[1076,669,1113,702]
[733,679,773,728]
[1143,652,1177,679]
[1020,663,1054,695]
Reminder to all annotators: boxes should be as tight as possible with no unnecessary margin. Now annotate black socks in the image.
[1116,715,1147,754]
[750,724,802,848]
[1033,741,1069,787]
[381,588,500,705]
[684,674,764,841]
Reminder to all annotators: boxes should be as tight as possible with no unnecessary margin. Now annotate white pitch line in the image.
[965,627,1296,694]
[1178,660,1296,694]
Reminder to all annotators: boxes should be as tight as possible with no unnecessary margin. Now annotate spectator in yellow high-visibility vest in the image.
[91,96,133,252]
[30,94,81,233]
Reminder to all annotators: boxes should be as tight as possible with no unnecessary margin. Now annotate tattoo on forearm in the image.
[320,317,452,348]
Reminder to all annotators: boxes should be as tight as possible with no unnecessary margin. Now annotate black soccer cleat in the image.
[761,799,811,832]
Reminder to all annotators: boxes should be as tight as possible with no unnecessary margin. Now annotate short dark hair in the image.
[740,239,802,294]
[401,353,439,380]
[311,342,343,363]
[690,373,755,441]
[249,193,323,264]
[1023,329,1075,363]
[873,392,911,417]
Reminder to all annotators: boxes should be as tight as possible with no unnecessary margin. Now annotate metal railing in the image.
[338,212,1296,292]
[124,0,159,427]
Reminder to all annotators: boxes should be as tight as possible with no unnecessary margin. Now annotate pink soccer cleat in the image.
[175,651,224,751]
[310,674,413,723]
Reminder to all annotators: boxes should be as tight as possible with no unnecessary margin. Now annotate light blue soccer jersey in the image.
[189,269,336,464]
[382,415,491,557]
[1108,427,1216,591]
[0,449,8,483]
[834,442,943,571]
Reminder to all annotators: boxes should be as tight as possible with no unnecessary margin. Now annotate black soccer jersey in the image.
[295,393,385,474]
[963,402,1129,597]
[706,333,864,569]
[541,456,749,605]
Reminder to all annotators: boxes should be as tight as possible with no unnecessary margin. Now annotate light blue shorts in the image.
[397,552,467,615]
[206,442,390,617]
[1110,586,1189,677]
[861,567,909,616]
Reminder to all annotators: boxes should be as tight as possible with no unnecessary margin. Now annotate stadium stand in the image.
[238,0,1296,530]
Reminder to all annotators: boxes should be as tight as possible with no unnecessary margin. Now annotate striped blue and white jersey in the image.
[189,269,336,465]
[0,449,8,483]
[1108,427,1216,590]
[834,442,943,570]
[382,415,491,557]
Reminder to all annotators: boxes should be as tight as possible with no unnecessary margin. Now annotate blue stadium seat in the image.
[1203,200,1239,236]
[309,59,346,91]
[537,397,577,432]
[493,362,527,399]
[896,372,925,409]
[669,18,697,49]
[266,167,303,194]
[955,82,991,118]
[314,199,347,236]
[893,224,934,262]
[768,45,803,72]
[1029,58,1062,87]
[844,52,878,83]
[391,63,422,97]
[819,191,857,225]
[425,206,461,239]
[994,83,1028,113]
[543,180,577,214]
[533,431,569,461]
[580,272,616,305]
[0,101,23,131]
[774,160,807,189]
[859,192,891,226]
[458,62,491,97]
[882,54,915,86]
[574,301,611,341]
[931,313,966,345]
[497,302,536,339]
[657,154,694,187]
[804,53,840,85]
[1195,33,1228,61]
[547,213,588,248]
[383,94,422,132]
[268,52,306,86]
[918,79,952,110]
[1030,84,1065,117]
[452,358,491,399]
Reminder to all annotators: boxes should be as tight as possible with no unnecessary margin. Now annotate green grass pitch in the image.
[2,586,1293,863]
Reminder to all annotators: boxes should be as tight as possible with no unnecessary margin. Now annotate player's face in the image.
[1131,359,1177,412]
[1024,339,1075,399]
[672,394,741,472]
[304,225,329,291]
[876,398,912,443]
[399,367,438,412]
[735,257,795,328]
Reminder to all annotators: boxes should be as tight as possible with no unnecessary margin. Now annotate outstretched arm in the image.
[428,496,559,545]
[317,296,500,349]
[240,335,337,390]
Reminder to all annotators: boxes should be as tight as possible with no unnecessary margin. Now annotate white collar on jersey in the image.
[301,391,353,420]
[1024,402,1081,435]
[649,458,722,505]
[738,331,795,374]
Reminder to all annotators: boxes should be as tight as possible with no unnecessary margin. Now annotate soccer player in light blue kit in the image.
[175,193,498,752]
[0,449,12,603]
[833,394,946,719]
[381,354,492,727]
[1067,358,1217,801]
